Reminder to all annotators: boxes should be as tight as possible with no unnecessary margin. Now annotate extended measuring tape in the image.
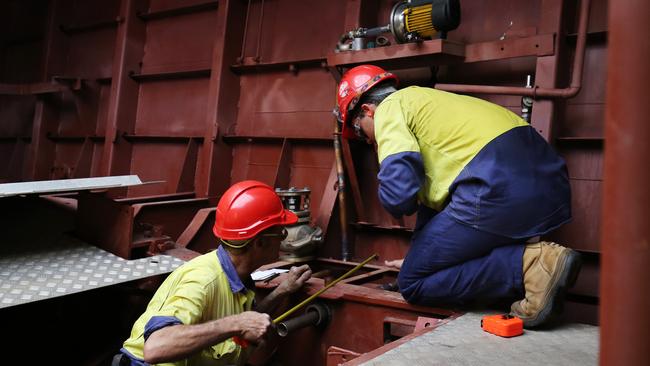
[234,253,378,347]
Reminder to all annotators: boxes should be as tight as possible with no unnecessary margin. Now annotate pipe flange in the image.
[306,302,331,327]
[276,302,331,337]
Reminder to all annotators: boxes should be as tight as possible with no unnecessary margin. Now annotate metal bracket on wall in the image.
[0,77,82,95]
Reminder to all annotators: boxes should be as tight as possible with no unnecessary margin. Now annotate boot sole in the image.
[522,249,582,328]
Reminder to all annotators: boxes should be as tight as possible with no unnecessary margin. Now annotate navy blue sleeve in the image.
[144,316,183,340]
[377,151,425,218]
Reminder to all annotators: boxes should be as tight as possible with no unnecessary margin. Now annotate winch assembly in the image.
[336,0,461,51]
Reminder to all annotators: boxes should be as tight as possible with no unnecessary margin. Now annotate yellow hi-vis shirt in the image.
[375,86,528,212]
[122,248,256,366]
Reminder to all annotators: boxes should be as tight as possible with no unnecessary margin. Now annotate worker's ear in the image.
[360,103,375,118]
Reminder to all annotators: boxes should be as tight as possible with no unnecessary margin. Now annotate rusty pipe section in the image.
[436,0,590,99]
[276,303,331,337]
[600,0,650,364]
[333,121,351,261]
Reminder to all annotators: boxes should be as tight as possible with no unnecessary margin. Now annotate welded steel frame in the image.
[0,0,618,346]
[600,0,650,364]
[255,257,460,366]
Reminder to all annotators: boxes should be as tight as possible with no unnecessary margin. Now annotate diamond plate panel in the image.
[0,236,184,309]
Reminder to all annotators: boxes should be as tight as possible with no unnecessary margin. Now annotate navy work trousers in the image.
[398,208,525,306]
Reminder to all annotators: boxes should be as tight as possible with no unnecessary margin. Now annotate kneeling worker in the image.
[334,65,582,328]
[119,180,312,365]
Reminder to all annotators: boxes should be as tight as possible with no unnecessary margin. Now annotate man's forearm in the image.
[377,152,424,218]
[143,316,238,364]
[257,265,312,314]
[255,287,287,314]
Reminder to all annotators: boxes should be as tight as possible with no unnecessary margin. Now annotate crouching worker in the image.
[118,180,312,365]
[334,65,582,328]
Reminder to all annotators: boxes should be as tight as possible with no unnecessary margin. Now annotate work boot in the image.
[511,241,582,328]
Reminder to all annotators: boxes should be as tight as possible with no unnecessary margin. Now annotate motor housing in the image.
[390,0,461,43]
[336,0,461,51]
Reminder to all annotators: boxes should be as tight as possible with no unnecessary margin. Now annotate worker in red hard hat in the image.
[119,180,312,366]
[334,64,581,328]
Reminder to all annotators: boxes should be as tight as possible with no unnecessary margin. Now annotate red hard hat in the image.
[334,64,398,139]
[213,180,298,241]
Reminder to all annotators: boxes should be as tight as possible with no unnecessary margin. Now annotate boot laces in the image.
[543,242,562,250]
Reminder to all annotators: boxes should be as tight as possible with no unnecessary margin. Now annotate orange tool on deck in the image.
[481,314,524,338]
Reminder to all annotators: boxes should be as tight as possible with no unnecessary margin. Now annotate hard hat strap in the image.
[220,237,253,249]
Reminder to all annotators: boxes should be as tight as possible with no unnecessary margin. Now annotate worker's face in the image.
[352,103,376,145]
[252,227,288,267]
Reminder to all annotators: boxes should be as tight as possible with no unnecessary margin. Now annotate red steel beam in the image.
[600,0,650,364]
[0,81,73,95]
[341,139,365,222]
[24,0,68,180]
[176,207,216,248]
[273,139,293,189]
[100,0,149,183]
[463,34,555,63]
[176,138,201,192]
[327,39,466,69]
[313,163,338,237]
[195,0,247,197]
[136,0,218,21]
[71,138,94,178]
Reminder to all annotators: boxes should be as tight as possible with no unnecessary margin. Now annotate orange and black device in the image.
[481,314,523,337]
[233,336,249,348]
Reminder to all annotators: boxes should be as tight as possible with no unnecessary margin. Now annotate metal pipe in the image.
[362,25,391,38]
[435,0,591,99]
[276,309,320,337]
[276,302,331,337]
[333,121,351,261]
[600,0,650,364]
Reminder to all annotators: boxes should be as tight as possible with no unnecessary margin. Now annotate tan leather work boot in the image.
[511,241,582,328]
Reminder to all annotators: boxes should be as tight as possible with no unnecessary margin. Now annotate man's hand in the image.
[143,312,270,363]
[384,259,404,270]
[236,311,272,344]
[255,265,312,314]
[276,265,312,295]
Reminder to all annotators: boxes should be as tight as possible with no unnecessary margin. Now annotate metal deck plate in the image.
[361,312,599,366]
[0,175,144,198]
[0,236,184,309]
